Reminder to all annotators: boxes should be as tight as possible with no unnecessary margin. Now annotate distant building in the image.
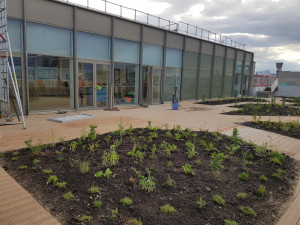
[274,71,300,97]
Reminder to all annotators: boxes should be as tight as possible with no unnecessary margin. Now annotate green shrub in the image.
[268,151,286,165]
[78,214,92,222]
[47,175,58,184]
[224,219,239,225]
[93,200,103,208]
[239,206,257,217]
[212,194,225,205]
[63,192,74,200]
[160,204,176,213]
[259,174,268,182]
[236,192,247,199]
[238,172,249,181]
[120,197,133,206]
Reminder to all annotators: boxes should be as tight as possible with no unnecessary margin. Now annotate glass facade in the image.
[28,55,74,110]
[182,51,198,100]
[143,44,163,66]
[198,54,212,99]
[8,57,22,114]
[223,58,234,97]
[114,39,139,64]
[242,62,252,96]
[211,56,224,98]
[164,67,181,101]
[77,31,110,60]
[96,64,109,107]
[7,19,23,52]
[234,61,243,97]
[114,62,139,105]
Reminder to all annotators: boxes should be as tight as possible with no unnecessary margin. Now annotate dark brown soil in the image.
[1,127,299,225]
[197,97,267,105]
[242,121,300,139]
[224,103,300,116]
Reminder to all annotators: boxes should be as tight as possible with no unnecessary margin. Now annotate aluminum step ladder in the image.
[0,0,26,129]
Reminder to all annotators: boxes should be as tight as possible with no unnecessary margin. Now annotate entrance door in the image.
[142,66,162,105]
[78,61,109,109]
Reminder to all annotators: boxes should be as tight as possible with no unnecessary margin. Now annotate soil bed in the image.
[197,97,267,105]
[1,125,299,225]
[242,121,300,139]
[224,103,300,116]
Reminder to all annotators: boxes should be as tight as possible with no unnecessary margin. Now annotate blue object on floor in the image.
[172,102,178,110]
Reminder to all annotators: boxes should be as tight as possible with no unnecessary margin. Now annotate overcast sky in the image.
[70,0,300,73]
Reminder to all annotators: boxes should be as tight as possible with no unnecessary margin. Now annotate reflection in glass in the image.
[114,62,139,105]
[28,54,74,110]
[96,64,109,107]
[78,62,93,108]
[164,67,181,101]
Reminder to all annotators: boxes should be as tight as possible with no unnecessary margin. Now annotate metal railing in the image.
[56,0,246,50]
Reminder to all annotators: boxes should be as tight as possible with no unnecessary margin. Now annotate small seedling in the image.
[79,161,90,174]
[43,169,53,174]
[236,192,247,199]
[94,171,104,178]
[108,208,118,219]
[88,186,100,194]
[120,197,133,206]
[166,161,173,167]
[104,168,113,179]
[11,157,20,161]
[47,175,58,184]
[238,172,249,181]
[0,152,4,157]
[160,204,176,214]
[257,185,266,197]
[166,131,172,138]
[56,182,67,189]
[182,163,195,176]
[132,167,156,192]
[32,159,40,165]
[268,151,286,165]
[149,144,157,159]
[102,147,119,166]
[126,218,143,225]
[239,206,257,217]
[57,157,63,162]
[78,214,92,222]
[272,169,286,180]
[93,200,103,208]
[224,219,239,225]
[63,192,74,200]
[196,160,201,165]
[259,175,268,182]
[31,166,37,170]
[163,175,175,187]
[18,165,28,170]
[212,194,225,205]
[12,151,20,156]
[196,197,206,209]
[210,151,224,176]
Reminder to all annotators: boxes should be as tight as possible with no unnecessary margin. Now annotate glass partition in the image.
[164,67,181,101]
[114,62,139,105]
[182,68,197,100]
[198,54,212,99]
[28,55,74,110]
[223,58,234,97]
[211,56,224,98]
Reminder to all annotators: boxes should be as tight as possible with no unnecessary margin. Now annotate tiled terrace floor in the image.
[0,101,299,224]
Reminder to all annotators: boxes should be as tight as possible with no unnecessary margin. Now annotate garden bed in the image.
[0,124,299,225]
[197,97,267,105]
[242,121,300,139]
[224,103,300,116]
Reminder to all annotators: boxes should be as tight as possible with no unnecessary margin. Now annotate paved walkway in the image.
[0,101,299,224]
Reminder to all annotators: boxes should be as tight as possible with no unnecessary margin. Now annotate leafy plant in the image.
[79,160,90,174]
[166,161,173,167]
[128,144,136,156]
[18,165,28,170]
[0,152,4,157]
[56,182,67,189]
[104,135,112,143]
[43,169,53,174]
[57,157,63,162]
[93,200,103,208]
[132,167,156,192]
[257,185,266,197]
[196,197,206,209]
[11,157,20,161]
[238,172,249,181]
[94,171,104,178]
[120,197,133,206]
[63,192,74,200]
[239,206,257,217]
[12,151,20,156]
[174,133,182,141]
[108,208,118,219]
[50,130,56,147]
[149,144,157,159]
[163,175,175,187]
[47,175,58,184]
[272,169,286,179]
[102,168,113,179]
[69,141,77,151]
[210,151,225,176]
[236,192,247,199]
[88,186,100,194]
[212,194,225,205]
[268,151,286,165]
[259,174,268,182]
[160,141,177,156]
[196,160,201,165]
[182,163,195,176]
[126,218,143,225]
[135,150,145,162]
[185,141,197,159]
[166,131,173,138]
[78,214,92,222]
[204,142,217,151]
[226,143,240,155]
[88,124,97,141]
[224,219,239,225]
[160,204,176,213]
[254,143,268,157]
[102,147,119,166]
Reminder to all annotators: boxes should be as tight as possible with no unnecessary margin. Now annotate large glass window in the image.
[198,54,212,99]
[142,44,163,66]
[96,64,109,107]
[166,48,182,67]
[78,62,93,108]
[28,55,74,110]
[234,61,243,97]
[223,58,234,97]
[164,67,181,101]
[77,31,110,60]
[114,39,139,64]
[211,56,224,98]
[114,62,139,105]
[27,22,73,57]
[182,69,197,100]
[242,62,251,96]
[7,19,23,52]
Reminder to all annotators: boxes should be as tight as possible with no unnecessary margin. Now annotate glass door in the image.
[152,67,162,104]
[78,62,93,108]
[95,63,109,108]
